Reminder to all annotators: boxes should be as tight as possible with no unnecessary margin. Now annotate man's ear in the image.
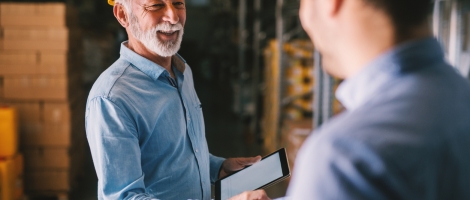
[329,0,344,17]
[114,4,129,28]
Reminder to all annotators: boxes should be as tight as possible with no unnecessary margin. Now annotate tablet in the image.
[215,148,290,200]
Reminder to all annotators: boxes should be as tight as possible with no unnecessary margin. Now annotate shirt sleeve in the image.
[85,97,158,200]
[286,134,407,200]
[209,154,225,183]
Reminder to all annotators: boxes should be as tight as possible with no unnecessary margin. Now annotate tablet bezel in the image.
[214,148,290,200]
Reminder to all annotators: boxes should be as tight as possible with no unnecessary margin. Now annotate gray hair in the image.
[114,0,132,14]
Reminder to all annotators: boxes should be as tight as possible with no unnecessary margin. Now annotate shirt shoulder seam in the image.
[105,62,133,98]
[88,95,138,138]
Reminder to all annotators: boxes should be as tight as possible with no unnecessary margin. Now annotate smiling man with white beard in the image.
[127,10,184,58]
[85,0,261,199]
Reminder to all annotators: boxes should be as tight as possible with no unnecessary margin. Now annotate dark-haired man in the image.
[230,0,470,199]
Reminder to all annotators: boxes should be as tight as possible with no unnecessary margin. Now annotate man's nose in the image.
[162,5,179,24]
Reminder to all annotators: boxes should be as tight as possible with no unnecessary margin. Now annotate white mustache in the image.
[155,23,183,32]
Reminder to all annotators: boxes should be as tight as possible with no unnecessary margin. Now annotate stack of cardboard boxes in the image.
[0,2,85,198]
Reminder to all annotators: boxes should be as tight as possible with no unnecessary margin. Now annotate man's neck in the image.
[126,38,175,78]
[340,24,432,79]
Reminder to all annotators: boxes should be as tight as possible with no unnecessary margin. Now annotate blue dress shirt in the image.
[85,42,225,200]
[286,38,470,199]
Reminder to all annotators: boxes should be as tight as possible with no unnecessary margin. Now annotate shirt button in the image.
[188,117,191,121]
[195,149,198,153]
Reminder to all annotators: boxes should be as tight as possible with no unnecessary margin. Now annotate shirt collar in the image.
[119,41,187,81]
[336,37,446,111]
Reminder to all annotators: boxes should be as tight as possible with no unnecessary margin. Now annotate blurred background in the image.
[0,0,469,199]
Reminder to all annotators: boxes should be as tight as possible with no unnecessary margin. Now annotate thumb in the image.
[239,155,262,166]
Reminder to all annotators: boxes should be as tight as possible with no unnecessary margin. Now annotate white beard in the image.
[128,13,184,57]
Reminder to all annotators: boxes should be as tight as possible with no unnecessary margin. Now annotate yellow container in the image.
[0,107,18,158]
[0,154,23,200]
[0,172,3,200]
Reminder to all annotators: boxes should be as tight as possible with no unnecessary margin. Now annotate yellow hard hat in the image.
[108,0,114,6]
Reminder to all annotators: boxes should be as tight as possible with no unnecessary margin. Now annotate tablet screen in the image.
[218,149,289,200]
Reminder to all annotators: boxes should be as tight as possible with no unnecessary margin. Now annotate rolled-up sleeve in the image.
[209,154,225,183]
[85,97,157,200]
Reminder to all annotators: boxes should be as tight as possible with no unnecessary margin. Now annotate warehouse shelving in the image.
[434,0,470,79]
[261,0,335,153]
[261,0,470,154]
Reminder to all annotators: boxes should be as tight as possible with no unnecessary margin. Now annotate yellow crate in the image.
[0,107,18,158]
[0,154,23,200]
[0,172,3,200]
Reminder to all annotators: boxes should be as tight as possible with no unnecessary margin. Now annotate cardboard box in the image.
[13,154,23,200]
[0,52,37,74]
[0,76,3,99]
[0,3,65,16]
[0,40,68,52]
[0,51,75,75]
[43,123,71,136]
[25,170,69,191]
[0,3,66,27]
[0,84,3,99]
[2,76,33,99]
[24,148,69,169]
[0,154,24,200]
[21,131,70,147]
[42,103,85,147]
[1,15,65,28]
[40,51,70,75]
[0,102,48,147]
[1,28,68,41]
[3,75,81,101]
[20,123,80,148]
[19,123,72,147]
[35,76,69,100]
[43,102,70,125]
[7,98,86,148]
[0,58,37,75]
[0,51,33,65]
[0,28,69,51]
[0,101,41,123]
[19,121,72,147]
[0,97,86,149]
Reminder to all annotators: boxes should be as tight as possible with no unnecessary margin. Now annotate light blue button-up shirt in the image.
[287,38,470,199]
[85,42,225,200]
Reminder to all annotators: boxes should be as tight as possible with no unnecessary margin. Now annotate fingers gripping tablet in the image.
[215,148,291,200]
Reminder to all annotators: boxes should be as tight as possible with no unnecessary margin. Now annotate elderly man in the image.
[232,0,470,199]
[85,0,260,199]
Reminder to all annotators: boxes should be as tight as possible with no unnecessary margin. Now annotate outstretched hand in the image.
[219,155,262,178]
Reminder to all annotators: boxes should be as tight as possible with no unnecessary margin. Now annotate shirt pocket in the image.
[189,94,205,137]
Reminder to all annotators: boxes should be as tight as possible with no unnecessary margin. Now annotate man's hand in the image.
[228,190,271,200]
[219,156,262,178]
